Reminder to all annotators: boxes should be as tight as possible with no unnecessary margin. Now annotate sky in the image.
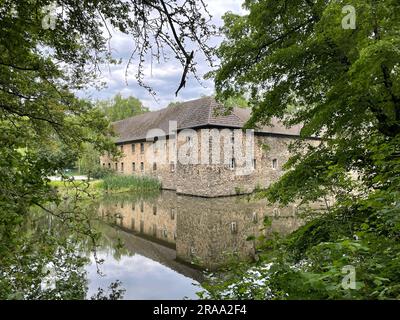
[78,0,245,111]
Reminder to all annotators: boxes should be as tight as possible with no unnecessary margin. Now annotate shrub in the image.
[87,167,114,180]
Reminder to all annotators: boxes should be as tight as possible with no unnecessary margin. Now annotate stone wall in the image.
[174,132,316,197]
[100,139,177,190]
[100,129,319,197]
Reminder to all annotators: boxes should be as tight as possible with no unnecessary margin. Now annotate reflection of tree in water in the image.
[0,201,125,300]
[7,189,307,300]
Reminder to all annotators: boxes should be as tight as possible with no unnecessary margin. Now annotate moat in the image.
[85,190,303,299]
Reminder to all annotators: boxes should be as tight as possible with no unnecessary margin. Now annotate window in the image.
[153,205,157,215]
[229,158,236,169]
[140,142,145,154]
[120,202,124,208]
[252,159,256,169]
[131,218,135,229]
[131,143,136,153]
[108,163,111,169]
[132,162,136,172]
[231,222,238,234]
[272,158,278,169]
[121,162,124,172]
[140,201,144,213]
[153,163,157,171]
[186,136,192,157]
[140,162,144,172]
[170,161,175,173]
[187,136,194,150]
[153,139,159,153]
[102,163,105,168]
[120,145,123,152]
[170,208,176,220]
[115,162,118,171]
[132,202,135,211]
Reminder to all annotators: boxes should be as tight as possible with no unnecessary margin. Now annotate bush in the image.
[87,167,114,180]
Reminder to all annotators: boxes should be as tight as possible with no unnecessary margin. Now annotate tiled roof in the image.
[112,97,303,143]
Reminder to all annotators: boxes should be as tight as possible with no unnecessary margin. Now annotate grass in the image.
[48,174,161,198]
[48,179,103,198]
[98,174,161,192]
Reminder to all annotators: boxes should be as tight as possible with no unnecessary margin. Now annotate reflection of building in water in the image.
[99,193,177,246]
[99,191,303,270]
[176,196,302,269]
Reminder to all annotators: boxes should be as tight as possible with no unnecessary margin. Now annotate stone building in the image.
[100,97,318,197]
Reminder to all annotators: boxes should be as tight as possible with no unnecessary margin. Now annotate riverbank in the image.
[49,174,161,198]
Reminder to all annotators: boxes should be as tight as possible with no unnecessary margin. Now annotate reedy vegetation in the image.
[99,175,161,192]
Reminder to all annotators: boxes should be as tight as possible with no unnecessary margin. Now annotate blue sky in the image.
[78,0,245,110]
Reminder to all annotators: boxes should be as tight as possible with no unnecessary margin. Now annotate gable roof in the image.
[112,97,303,143]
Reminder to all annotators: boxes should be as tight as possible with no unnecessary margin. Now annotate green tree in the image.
[77,94,149,176]
[0,0,214,299]
[167,101,184,108]
[224,95,249,109]
[204,0,400,299]
[97,94,149,122]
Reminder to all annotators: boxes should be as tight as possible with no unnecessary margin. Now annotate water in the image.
[86,190,303,300]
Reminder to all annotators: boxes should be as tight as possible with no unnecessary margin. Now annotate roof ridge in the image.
[112,96,213,125]
[111,97,303,143]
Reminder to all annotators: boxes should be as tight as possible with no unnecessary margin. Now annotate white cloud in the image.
[86,252,199,299]
[77,0,245,110]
